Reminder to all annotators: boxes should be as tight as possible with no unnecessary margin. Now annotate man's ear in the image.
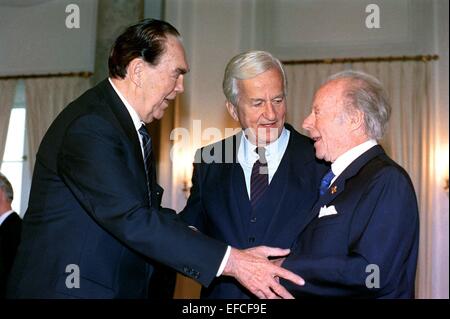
[127,58,144,88]
[225,101,239,121]
[349,109,365,132]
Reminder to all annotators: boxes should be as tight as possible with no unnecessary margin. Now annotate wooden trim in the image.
[0,71,93,80]
[282,55,439,65]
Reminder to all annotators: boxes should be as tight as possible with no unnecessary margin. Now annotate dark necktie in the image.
[319,169,335,196]
[138,124,152,204]
[250,147,268,208]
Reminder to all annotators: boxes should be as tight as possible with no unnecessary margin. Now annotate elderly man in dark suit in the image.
[6,19,303,299]
[180,51,328,299]
[281,70,419,298]
[0,173,21,298]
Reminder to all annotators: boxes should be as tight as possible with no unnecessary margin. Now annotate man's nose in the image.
[175,75,184,93]
[263,102,276,120]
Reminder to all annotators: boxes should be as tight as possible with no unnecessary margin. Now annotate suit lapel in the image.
[97,80,149,200]
[304,145,386,230]
[278,128,314,213]
[229,133,252,217]
[231,162,252,215]
[99,80,143,163]
[261,133,312,241]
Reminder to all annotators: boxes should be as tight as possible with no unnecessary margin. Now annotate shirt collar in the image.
[108,78,144,131]
[331,139,378,177]
[239,127,290,166]
[0,210,15,226]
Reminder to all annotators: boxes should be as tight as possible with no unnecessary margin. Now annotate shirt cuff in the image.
[216,245,231,277]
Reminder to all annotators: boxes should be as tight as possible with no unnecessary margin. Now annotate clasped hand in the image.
[222,246,304,299]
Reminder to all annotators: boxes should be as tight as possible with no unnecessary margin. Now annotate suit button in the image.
[250,217,257,223]
[248,237,255,243]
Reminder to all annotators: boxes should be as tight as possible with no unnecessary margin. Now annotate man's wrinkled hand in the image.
[222,246,304,299]
[270,257,286,283]
[270,257,285,267]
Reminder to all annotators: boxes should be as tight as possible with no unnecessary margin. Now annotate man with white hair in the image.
[280,70,419,298]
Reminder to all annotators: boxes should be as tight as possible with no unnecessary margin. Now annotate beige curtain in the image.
[0,80,17,162]
[25,77,91,172]
[285,63,347,131]
[352,61,440,299]
[285,60,447,298]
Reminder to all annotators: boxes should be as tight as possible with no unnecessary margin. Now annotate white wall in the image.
[144,0,162,19]
[0,0,97,76]
[245,0,434,59]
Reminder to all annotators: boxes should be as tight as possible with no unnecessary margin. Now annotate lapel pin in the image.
[331,186,338,194]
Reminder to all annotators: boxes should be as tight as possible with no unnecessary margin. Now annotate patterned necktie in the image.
[250,147,268,208]
[138,124,152,204]
[319,169,335,196]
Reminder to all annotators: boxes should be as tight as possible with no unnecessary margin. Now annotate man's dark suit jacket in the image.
[281,145,419,298]
[6,79,227,299]
[180,124,328,298]
[0,212,21,298]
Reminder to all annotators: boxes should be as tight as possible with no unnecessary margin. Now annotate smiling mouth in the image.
[259,123,277,128]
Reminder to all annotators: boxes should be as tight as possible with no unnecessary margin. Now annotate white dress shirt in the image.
[330,139,378,185]
[0,210,15,226]
[109,78,146,160]
[108,78,230,276]
[237,127,290,198]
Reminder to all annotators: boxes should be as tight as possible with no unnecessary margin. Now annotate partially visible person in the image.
[180,50,328,298]
[6,19,302,299]
[0,173,21,298]
[280,70,419,298]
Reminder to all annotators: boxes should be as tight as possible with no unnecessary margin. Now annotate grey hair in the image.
[0,172,13,202]
[325,70,391,140]
[223,50,287,106]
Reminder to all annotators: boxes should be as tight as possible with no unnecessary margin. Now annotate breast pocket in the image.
[314,213,343,229]
[308,214,349,256]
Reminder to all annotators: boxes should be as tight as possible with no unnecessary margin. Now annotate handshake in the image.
[221,246,304,299]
